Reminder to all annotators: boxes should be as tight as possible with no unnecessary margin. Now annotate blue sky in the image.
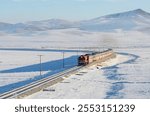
[0,0,150,23]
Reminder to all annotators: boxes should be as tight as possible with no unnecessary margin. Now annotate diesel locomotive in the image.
[78,49,116,66]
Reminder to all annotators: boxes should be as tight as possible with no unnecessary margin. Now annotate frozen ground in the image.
[27,48,150,99]
[26,54,130,99]
[0,29,150,98]
[0,29,150,49]
[0,49,82,93]
[113,48,150,99]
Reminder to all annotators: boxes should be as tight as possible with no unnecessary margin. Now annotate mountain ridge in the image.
[0,9,150,33]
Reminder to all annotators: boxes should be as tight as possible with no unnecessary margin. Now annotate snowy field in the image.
[0,49,81,93]
[26,54,130,99]
[26,48,150,99]
[0,29,150,98]
[0,29,150,49]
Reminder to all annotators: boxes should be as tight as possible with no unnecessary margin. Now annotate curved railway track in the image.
[0,66,83,99]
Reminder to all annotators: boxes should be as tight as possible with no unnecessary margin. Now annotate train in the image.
[78,49,116,66]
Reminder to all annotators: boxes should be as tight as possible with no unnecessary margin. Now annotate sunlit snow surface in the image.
[0,29,150,98]
[27,50,150,99]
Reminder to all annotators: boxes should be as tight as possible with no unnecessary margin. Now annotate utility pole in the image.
[38,55,43,77]
[62,52,65,68]
[77,49,79,56]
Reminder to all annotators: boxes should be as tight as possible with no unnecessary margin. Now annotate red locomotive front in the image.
[78,55,89,65]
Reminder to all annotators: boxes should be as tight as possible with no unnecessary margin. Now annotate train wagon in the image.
[78,49,116,66]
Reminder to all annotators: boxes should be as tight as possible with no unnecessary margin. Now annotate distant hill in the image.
[0,9,150,33]
[79,9,150,31]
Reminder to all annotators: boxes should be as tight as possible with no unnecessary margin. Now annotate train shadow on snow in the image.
[0,56,78,73]
[0,55,78,94]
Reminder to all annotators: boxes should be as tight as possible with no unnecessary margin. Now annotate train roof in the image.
[79,49,113,57]
[90,49,112,55]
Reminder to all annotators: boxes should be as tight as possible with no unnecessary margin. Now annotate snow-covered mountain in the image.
[24,19,77,31]
[0,19,75,33]
[0,9,150,33]
[79,9,150,31]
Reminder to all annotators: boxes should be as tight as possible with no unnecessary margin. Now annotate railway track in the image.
[0,66,83,99]
[0,50,116,99]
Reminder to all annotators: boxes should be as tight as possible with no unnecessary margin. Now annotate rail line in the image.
[0,50,116,99]
[0,66,83,99]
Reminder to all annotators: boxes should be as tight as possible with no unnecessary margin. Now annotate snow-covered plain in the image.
[0,28,150,98]
[0,47,83,93]
[0,50,78,87]
[26,54,131,99]
[26,47,150,99]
